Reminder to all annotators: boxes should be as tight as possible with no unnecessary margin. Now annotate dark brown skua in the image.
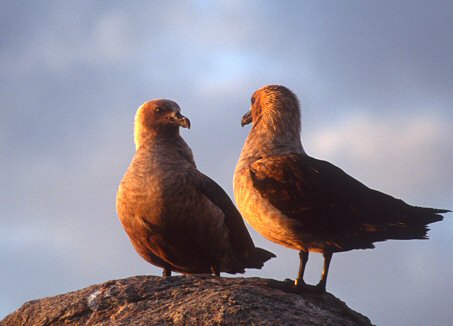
[116,99,275,277]
[233,85,449,292]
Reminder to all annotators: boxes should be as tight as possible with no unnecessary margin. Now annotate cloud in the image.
[0,8,136,79]
[1,2,452,324]
[306,111,453,204]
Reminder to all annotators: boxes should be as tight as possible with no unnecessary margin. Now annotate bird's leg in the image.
[211,264,220,277]
[162,265,171,277]
[315,252,333,292]
[295,250,309,288]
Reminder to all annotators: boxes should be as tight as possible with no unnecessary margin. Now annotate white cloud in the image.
[305,111,453,204]
[0,8,140,79]
[1,2,452,324]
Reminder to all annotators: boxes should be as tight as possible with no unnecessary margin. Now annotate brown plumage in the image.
[116,99,275,277]
[233,85,449,292]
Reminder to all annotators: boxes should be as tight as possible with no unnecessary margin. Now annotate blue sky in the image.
[1,1,452,325]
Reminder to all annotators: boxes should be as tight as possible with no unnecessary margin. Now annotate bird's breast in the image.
[233,162,352,253]
[234,165,302,249]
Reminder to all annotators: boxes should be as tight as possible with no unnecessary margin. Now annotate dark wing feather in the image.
[188,170,256,253]
[250,154,447,241]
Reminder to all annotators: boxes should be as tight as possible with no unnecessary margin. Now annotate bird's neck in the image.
[134,127,180,150]
[240,125,305,163]
[135,133,196,168]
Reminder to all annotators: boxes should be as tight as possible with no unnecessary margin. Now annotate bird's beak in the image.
[241,110,252,127]
[170,111,191,129]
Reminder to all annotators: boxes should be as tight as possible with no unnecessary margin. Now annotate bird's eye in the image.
[155,107,162,113]
[251,97,255,104]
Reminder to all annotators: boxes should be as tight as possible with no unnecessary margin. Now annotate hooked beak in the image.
[170,111,191,129]
[241,110,252,127]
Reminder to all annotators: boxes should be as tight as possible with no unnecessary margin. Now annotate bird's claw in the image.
[266,278,325,294]
[295,281,325,293]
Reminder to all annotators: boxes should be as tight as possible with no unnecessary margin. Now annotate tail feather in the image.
[410,206,449,225]
[244,247,276,269]
[382,206,449,241]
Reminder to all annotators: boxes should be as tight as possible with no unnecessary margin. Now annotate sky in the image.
[1,1,452,325]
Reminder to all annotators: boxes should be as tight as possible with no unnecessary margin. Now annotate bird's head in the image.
[134,99,190,148]
[241,85,300,133]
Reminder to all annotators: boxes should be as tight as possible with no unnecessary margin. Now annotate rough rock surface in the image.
[1,275,373,325]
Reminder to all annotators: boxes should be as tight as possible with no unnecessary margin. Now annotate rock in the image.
[1,275,373,325]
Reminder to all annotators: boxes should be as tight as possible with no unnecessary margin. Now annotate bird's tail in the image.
[410,206,448,226]
[226,247,275,274]
[386,207,449,240]
[243,247,276,269]
[418,207,450,219]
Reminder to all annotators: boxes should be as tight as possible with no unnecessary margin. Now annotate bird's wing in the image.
[188,169,256,253]
[249,154,423,231]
